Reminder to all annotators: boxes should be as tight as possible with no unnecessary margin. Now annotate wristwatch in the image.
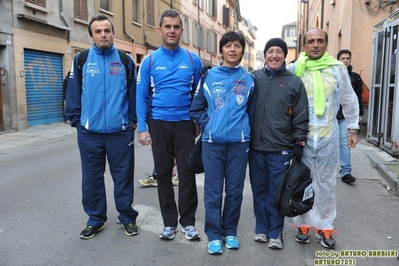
[347,129,360,134]
[130,122,137,130]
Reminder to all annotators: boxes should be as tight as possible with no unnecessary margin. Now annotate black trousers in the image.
[148,119,198,227]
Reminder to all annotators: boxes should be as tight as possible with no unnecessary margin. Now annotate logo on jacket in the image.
[86,67,100,77]
[215,96,224,109]
[156,66,167,70]
[179,64,189,69]
[236,95,244,105]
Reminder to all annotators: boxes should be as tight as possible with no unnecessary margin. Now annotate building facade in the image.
[0,0,253,131]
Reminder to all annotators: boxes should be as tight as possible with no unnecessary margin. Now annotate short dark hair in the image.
[159,9,182,27]
[219,31,246,63]
[303,28,328,45]
[337,49,352,60]
[88,15,114,37]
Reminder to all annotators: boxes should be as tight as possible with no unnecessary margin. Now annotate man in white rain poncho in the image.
[287,28,359,249]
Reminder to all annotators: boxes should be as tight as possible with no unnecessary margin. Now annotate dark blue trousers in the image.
[203,142,249,241]
[248,149,290,239]
[77,126,138,227]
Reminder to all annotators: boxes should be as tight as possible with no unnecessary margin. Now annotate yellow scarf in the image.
[295,52,344,116]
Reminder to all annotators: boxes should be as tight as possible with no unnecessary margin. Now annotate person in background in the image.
[138,160,179,187]
[190,31,256,255]
[66,15,139,239]
[136,9,202,241]
[62,71,70,123]
[249,38,309,250]
[336,49,364,184]
[287,28,359,249]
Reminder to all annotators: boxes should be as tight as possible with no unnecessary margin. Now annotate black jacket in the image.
[336,65,364,119]
[250,67,309,152]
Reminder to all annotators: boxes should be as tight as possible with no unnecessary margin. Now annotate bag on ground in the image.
[188,134,204,174]
[274,158,314,217]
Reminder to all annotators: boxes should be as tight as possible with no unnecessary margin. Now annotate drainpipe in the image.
[59,0,70,43]
[321,0,324,29]
[122,0,135,43]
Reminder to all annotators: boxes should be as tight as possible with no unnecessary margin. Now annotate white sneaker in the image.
[138,175,157,187]
[268,233,283,249]
[254,234,268,243]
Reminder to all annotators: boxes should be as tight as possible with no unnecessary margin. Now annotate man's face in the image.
[303,29,327,60]
[90,20,114,50]
[158,16,183,50]
[338,53,351,67]
[265,46,285,71]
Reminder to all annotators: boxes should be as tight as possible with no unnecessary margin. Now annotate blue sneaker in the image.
[181,225,200,240]
[208,240,223,254]
[225,236,240,249]
[159,227,176,240]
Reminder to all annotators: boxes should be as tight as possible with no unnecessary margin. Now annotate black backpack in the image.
[274,158,314,217]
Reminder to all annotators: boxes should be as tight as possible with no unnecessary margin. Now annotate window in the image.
[193,22,199,47]
[207,0,217,19]
[182,17,190,44]
[287,28,296,37]
[100,0,110,11]
[223,5,229,28]
[147,0,155,26]
[198,0,204,9]
[199,26,206,49]
[25,0,46,7]
[132,0,139,23]
[209,31,217,54]
[74,0,88,21]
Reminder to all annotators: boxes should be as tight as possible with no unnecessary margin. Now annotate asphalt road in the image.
[0,128,398,266]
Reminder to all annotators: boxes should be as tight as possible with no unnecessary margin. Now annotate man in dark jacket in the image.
[337,49,364,183]
[249,38,309,250]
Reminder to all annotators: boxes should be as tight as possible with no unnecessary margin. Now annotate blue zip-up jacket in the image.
[136,45,203,133]
[190,63,256,143]
[66,44,137,133]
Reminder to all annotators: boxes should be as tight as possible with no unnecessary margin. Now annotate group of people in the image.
[65,9,361,255]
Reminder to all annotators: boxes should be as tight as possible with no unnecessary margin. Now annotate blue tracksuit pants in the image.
[248,149,290,239]
[203,141,249,241]
[77,126,139,227]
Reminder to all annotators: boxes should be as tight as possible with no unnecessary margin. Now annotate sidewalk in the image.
[0,122,76,153]
[1,122,398,194]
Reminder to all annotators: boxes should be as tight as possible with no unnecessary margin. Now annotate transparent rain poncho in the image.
[287,63,359,229]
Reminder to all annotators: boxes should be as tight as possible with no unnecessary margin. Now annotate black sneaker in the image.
[341,174,356,183]
[122,223,140,236]
[295,227,310,244]
[80,224,105,239]
[316,230,336,249]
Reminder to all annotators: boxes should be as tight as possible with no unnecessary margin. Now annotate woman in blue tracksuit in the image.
[190,31,256,255]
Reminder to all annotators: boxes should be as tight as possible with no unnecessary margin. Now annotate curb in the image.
[365,149,399,195]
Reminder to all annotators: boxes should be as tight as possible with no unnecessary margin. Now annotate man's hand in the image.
[291,144,304,160]
[138,132,152,145]
[348,133,358,148]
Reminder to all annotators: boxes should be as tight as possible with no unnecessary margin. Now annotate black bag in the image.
[188,134,204,174]
[274,158,314,217]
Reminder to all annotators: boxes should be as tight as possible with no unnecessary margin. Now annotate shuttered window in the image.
[25,0,46,7]
[147,0,155,26]
[74,0,88,21]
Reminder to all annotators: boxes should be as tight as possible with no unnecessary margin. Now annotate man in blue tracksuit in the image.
[66,15,139,239]
[136,9,203,241]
